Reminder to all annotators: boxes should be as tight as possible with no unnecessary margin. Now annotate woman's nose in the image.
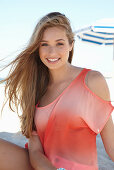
[49,46,57,55]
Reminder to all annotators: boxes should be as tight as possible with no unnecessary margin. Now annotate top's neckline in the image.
[36,68,85,109]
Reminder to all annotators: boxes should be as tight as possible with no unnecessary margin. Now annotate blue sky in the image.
[0,0,114,77]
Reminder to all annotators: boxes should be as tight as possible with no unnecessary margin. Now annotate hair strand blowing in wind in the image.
[0,12,75,138]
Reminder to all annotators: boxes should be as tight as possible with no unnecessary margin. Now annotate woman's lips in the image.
[46,58,60,64]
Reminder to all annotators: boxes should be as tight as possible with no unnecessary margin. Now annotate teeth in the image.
[47,58,59,61]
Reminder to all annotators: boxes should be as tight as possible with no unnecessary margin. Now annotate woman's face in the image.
[39,26,73,70]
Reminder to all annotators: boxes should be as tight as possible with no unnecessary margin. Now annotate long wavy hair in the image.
[0,12,75,138]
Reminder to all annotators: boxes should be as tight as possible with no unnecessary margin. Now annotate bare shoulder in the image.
[85,69,111,101]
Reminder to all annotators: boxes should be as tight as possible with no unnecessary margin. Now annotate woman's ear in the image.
[69,41,74,51]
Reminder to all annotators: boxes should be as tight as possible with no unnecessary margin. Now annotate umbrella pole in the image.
[113,38,114,61]
[112,39,114,103]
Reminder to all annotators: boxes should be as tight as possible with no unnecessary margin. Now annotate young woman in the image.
[0,12,114,170]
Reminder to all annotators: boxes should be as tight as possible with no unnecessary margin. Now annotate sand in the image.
[0,84,114,170]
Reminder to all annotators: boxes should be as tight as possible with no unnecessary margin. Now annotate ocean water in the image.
[0,84,21,132]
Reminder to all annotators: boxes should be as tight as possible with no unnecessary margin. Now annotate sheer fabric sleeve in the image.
[82,85,114,134]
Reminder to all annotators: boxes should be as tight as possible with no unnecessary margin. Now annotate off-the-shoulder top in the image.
[34,68,114,170]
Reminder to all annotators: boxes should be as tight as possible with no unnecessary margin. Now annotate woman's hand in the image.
[28,131,44,169]
[28,131,56,170]
[28,131,44,154]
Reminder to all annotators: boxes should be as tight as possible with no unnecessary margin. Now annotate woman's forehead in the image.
[41,26,67,40]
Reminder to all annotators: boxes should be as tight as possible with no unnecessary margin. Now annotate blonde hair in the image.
[0,12,75,138]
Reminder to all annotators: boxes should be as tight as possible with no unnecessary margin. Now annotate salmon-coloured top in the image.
[34,68,114,170]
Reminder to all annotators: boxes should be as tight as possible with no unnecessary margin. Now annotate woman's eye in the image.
[57,43,64,46]
[41,43,48,46]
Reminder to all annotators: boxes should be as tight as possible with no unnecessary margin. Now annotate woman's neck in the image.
[48,63,76,86]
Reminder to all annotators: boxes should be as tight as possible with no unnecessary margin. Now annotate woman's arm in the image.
[86,70,114,161]
[28,132,57,170]
[100,115,114,161]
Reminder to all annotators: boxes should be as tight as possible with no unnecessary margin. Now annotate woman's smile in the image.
[46,58,60,64]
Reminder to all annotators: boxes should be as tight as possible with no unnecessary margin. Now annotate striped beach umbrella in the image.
[75,18,114,60]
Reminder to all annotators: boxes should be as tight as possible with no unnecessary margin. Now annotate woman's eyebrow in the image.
[40,40,48,42]
[40,39,65,42]
[56,39,65,42]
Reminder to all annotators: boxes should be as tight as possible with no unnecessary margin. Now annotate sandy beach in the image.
[0,84,114,170]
